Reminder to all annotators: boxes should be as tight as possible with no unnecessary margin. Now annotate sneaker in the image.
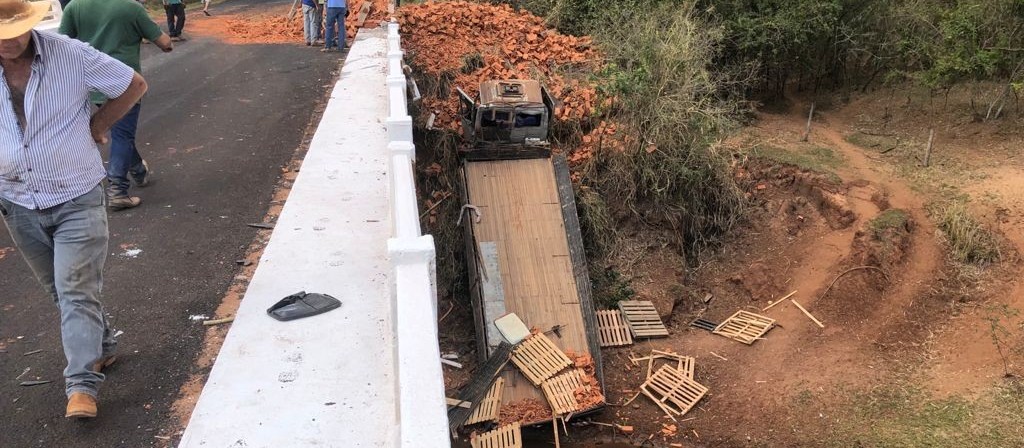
[108,195,141,211]
[65,393,97,419]
[203,10,211,16]
[130,159,151,187]
[320,47,332,52]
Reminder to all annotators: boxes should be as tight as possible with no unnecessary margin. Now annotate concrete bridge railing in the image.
[384,21,451,448]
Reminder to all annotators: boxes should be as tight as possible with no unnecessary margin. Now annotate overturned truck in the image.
[448,80,605,432]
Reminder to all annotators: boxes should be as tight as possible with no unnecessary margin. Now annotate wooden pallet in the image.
[640,365,708,420]
[541,369,588,416]
[712,310,776,345]
[596,310,633,347]
[618,300,669,338]
[466,377,505,425]
[510,333,573,386]
[471,422,523,448]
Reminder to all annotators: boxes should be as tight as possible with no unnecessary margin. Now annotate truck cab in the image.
[457,80,555,148]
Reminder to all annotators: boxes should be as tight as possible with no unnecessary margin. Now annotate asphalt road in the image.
[0,2,340,446]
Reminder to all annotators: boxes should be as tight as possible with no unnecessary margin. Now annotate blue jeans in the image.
[302,5,322,44]
[0,185,116,398]
[164,3,186,37]
[324,7,346,49]
[108,103,146,195]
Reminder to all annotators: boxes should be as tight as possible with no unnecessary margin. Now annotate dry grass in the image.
[936,200,1002,265]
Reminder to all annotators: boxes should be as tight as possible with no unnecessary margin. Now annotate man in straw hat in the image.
[0,0,148,419]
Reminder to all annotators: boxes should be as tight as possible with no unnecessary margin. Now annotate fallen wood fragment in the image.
[23,349,43,356]
[552,416,560,448]
[246,223,275,230]
[446,397,472,409]
[19,380,51,386]
[791,300,825,328]
[709,351,728,361]
[202,316,234,326]
[763,290,797,312]
[441,358,464,369]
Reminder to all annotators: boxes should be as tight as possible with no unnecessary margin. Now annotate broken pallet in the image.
[712,310,775,345]
[466,377,505,425]
[618,300,669,338]
[541,369,588,416]
[471,422,523,448]
[510,333,572,386]
[596,309,633,347]
[640,365,708,420]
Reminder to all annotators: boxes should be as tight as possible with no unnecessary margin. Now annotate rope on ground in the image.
[819,266,890,300]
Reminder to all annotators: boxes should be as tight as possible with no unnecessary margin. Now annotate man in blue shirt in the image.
[0,0,147,419]
[321,0,346,52]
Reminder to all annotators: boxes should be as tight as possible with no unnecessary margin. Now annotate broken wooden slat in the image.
[712,310,775,345]
[640,365,708,419]
[596,309,633,347]
[510,333,572,386]
[618,300,669,338]
[471,422,523,448]
[466,377,505,425]
[446,397,472,409]
[541,369,587,416]
[791,299,825,328]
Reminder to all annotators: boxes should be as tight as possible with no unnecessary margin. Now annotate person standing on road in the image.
[301,0,322,46]
[60,0,173,210]
[0,0,148,419]
[321,0,346,52]
[163,0,186,42]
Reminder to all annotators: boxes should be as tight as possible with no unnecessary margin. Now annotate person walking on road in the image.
[60,0,173,210]
[302,0,322,46]
[321,0,346,52]
[163,0,186,42]
[0,0,148,420]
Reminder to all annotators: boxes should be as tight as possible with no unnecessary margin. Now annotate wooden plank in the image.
[791,299,825,328]
[447,397,472,409]
[466,377,505,425]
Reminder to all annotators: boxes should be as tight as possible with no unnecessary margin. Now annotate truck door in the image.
[456,88,477,142]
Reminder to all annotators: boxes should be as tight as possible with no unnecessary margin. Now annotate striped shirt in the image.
[0,30,135,210]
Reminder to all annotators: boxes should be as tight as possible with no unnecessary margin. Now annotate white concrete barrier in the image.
[385,21,451,448]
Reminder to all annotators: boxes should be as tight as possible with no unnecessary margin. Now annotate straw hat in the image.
[0,0,49,40]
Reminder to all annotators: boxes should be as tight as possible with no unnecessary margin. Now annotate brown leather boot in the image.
[65,393,97,419]
[93,355,117,373]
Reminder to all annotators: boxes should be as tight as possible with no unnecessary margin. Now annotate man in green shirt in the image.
[60,0,173,210]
